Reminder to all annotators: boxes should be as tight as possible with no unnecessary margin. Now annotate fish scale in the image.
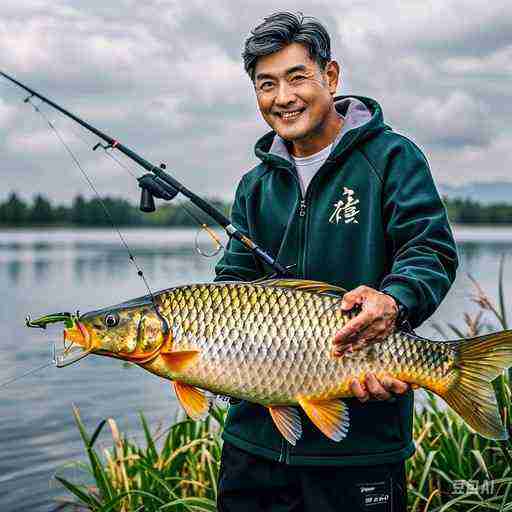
[154,282,448,404]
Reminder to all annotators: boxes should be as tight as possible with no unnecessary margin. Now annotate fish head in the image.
[27,294,169,367]
[74,296,170,363]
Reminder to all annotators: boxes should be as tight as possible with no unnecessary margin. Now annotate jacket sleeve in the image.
[214,175,264,283]
[378,138,459,328]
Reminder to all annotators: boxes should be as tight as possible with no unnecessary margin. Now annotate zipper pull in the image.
[299,199,307,217]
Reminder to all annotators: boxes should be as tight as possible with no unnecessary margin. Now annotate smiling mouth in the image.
[276,108,305,120]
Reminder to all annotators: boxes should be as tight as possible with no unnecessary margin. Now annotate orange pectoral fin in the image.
[268,406,303,446]
[173,382,209,421]
[161,350,200,372]
[298,397,350,442]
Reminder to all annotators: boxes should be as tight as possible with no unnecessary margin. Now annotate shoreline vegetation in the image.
[55,262,512,511]
[2,192,512,228]
[0,193,229,228]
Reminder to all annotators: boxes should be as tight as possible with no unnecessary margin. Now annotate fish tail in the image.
[441,330,512,440]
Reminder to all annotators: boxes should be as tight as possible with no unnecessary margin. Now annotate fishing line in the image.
[0,360,54,389]
[21,94,220,347]
[25,96,156,303]
[36,101,223,257]
[56,111,141,180]
[3,76,224,262]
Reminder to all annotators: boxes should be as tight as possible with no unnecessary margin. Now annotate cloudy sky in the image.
[0,0,511,204]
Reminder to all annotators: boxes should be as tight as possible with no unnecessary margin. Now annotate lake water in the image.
[1,226,512,511]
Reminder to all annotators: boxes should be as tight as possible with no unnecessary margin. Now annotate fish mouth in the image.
[26,311,94,367]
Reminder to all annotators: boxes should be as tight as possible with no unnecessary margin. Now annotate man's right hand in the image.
[350,373,410,402]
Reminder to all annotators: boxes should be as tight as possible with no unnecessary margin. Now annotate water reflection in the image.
[32,242,51,251]
[33,259,50,282]
[2,227,512,511]
[7,260,22,284]
[459,241,512,260]
[72,257,87,282]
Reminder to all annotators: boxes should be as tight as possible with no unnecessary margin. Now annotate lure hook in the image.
[194,224,223,257]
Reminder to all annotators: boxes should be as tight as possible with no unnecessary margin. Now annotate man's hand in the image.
[350,373,410,402]
[331,285,412,401]
[332,285,398,357]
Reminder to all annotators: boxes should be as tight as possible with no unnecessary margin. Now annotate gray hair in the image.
[243,12,331,81]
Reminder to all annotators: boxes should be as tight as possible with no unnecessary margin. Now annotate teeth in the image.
[281,110,302,119]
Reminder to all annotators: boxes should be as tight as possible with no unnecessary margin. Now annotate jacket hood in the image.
[254,95,389,168]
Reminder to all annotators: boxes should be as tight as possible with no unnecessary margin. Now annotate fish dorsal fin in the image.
[161,350,200,372]
[297,397,350,442]
[173,382,209,421]
[256,279,347,297]
[268,406,303,446]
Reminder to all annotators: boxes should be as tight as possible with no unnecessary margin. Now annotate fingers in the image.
[351,374,411,403]
[350,379,369,403]
[365,373,392,401]
[332,286,399,357]
[340,285,368,311]
[333,311,373,347]
[381,376,410,395]
[333,317,391,356]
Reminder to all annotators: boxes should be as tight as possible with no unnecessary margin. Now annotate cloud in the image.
[0,97,16,127]
[429,132,512,186]
[409,90,491,148]
[441,45,512,75]
[0,0,510,204]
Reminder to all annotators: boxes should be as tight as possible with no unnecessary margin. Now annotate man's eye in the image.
[259,81,274,91]
[290,75,306,83]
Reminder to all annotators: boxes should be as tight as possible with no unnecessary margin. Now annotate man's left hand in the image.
[332,285,398,357]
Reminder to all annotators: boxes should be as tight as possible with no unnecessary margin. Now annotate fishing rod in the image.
[0,69,288,277]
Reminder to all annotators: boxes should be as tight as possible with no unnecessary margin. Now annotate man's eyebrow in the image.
[255,64,309,81]
[285,65,308,75]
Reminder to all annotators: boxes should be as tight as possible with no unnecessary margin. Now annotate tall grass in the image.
[54,406,225,511]
[55,260,512,511]
[408,256,512,511]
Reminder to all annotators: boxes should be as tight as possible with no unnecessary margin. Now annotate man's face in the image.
[253,42,339,145]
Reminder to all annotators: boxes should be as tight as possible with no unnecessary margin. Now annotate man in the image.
[215,11,458,511]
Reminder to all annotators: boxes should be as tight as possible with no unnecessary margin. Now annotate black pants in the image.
[218,442,408,512]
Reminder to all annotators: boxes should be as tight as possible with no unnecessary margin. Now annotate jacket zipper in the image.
[299,199,307,217]
[298,159,336,278]
[278,160,333,463]
[278,169,304,465]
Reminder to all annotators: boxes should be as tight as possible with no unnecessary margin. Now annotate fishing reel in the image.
[138,163,179,212]
[138,164,223,257]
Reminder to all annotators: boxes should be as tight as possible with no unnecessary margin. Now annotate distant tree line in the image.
[443,197,512,224]
[2,192,512,227]
[0,192,230,227]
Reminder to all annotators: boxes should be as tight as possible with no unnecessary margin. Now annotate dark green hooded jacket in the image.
[214,95,458,466]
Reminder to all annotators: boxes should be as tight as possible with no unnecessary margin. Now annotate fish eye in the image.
[104,313,119,328]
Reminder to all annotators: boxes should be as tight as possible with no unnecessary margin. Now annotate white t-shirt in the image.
[291,143,333,195]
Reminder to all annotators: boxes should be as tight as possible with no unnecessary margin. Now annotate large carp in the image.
[27,279,512,445]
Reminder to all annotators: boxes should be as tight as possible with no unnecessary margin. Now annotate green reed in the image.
[54,405,225,511]
[55,258,512,511]
[408,255,512,511]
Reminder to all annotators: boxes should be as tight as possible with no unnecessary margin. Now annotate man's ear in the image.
[324,60,340,96]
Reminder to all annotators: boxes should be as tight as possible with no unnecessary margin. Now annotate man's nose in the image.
[274,81,296,106]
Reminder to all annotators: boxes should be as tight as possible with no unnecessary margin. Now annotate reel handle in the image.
[138,164,179,213]
[140,188,156,212]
